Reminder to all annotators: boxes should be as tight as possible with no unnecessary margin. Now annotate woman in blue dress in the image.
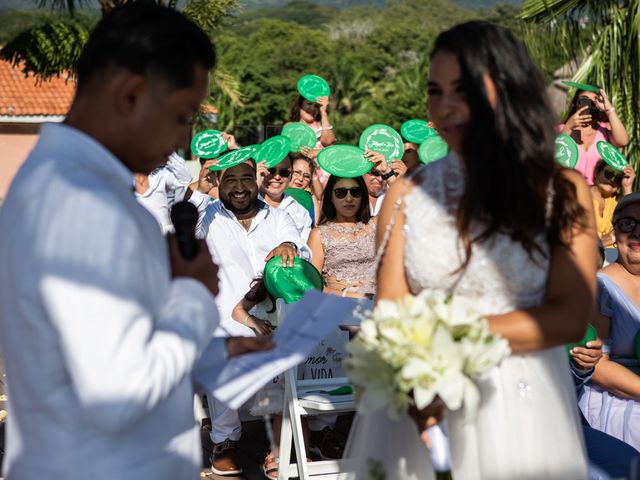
[580,192,640,453]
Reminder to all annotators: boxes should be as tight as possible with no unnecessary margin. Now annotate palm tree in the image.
[0,0,244,132]
[520,0,640,178]
[1,0,240,76]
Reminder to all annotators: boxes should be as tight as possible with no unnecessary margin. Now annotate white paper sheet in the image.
[194,290,361,409]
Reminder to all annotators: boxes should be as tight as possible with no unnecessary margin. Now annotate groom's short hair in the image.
[76,2,216,93]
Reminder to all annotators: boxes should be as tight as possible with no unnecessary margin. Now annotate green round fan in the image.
[263,256,324,304]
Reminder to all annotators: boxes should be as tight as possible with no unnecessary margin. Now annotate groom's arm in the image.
[192,337,274,392]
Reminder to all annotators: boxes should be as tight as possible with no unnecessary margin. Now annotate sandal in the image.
[263,453,279,480]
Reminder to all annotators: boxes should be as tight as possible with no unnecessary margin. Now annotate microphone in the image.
[170,201,199,260]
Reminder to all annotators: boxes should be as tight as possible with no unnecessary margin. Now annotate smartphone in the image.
[577,96,599,119]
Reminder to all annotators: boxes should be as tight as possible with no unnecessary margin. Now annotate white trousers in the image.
[209,396,242,443]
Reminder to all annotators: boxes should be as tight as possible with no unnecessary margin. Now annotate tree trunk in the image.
[98,0,136,16]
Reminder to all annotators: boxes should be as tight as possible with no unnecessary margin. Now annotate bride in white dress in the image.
[342,21,597,480]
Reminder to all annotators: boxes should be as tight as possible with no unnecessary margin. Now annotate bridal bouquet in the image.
[344,290,510,421]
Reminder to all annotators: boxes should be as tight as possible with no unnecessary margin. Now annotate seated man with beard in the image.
[191,158,310,476]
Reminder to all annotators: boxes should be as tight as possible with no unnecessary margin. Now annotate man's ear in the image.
[112,73,148,117]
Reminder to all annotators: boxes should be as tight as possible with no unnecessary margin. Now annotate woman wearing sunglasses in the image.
[307,175,376,299]
[591,160,635,247]
[578,193,640,454]
[257,155,313,241]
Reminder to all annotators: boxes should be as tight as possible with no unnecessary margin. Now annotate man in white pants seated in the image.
[191,158,310,475]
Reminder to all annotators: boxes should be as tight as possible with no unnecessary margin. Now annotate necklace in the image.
[238,217,253,231]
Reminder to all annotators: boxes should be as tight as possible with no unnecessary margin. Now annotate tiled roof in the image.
[201,104,218,114]
[0,59,75,117]
[0,59,219,118]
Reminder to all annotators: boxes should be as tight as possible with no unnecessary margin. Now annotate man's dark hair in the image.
[76,2,216,92]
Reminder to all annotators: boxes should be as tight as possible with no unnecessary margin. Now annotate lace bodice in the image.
[317,220,377,295]
[403,153,549,315]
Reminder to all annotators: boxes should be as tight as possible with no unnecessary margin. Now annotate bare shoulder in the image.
[560,168,590,199]
[600,263,624,285]
[383,174,417,207]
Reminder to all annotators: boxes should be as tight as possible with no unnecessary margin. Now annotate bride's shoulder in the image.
[378,154,455,223]
[397,153,459,202]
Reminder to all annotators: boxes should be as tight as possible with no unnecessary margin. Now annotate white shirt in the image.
[370,191,386,217]
[136,153,192,234]
[263,194,312,241]
[0,123,222,480]
[194,195,310,336]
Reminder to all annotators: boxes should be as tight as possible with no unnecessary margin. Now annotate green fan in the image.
[190,130,227,159]
[263,257,324,304]
[297,74,331,102]
[317,145,373,178]
[565,323,598,358]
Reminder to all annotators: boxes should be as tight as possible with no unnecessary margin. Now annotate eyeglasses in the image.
[603,169,624,183]
[292,169,311,180]
[333,187,363,199]
[267,168,291,178]
[615,217,640,233]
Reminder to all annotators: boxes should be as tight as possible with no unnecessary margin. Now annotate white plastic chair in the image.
[278,364,355,480]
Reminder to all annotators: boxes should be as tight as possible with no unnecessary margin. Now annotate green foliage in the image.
[36,0,85,16]
[233,0,338,29]
[240,0,385,8]
[0,19,89,77]
[182,0,240,32]
[521,0,640,185]
[0,8,96,44]
[213,0,480,144]
[213,18,334,132]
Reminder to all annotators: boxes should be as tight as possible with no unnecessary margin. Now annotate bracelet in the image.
[381,170,395,181]
[283,241,298,253]
[243,314,252,326]
[322,125,333,131]
[606,107,616,114]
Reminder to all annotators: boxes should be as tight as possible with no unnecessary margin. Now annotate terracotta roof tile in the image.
[0,59,75,117]
[201,104,218,114]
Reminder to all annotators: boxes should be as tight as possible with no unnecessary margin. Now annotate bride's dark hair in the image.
[430,21,586,268]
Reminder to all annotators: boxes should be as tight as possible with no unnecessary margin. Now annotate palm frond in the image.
[182,0,240,33]
[520,0,615,23]
[36,0,84,16]
[521,0,640,185]
[0,20,89,78]
[211,68,244,108]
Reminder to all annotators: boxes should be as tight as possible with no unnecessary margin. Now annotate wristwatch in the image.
[381,170,395,181]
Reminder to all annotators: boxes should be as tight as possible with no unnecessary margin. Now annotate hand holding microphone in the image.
[169,201,219,296]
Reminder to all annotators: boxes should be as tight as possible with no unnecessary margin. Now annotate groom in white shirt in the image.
[0,4,270,479]
[191,160,310,475]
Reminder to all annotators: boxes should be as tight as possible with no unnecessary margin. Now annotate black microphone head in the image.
[170,201,198,231]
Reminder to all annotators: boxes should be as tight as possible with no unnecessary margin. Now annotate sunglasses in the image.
[368,170,383,177]
[333,187,363,199]
[615,217,640,233]
[603,169,624,183]
[267,168,291,178]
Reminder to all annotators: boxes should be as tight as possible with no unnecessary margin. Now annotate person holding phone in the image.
[559,88,629,184]
[591,159,636,246]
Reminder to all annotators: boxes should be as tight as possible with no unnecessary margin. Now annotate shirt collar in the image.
[258,193,292,209]
[37,123,134,193]
[218,198,269,220]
